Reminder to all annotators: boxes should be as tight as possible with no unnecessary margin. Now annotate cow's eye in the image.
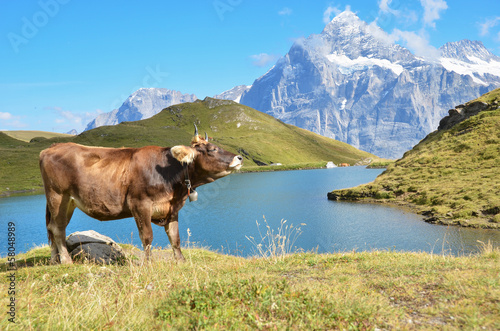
[208,148,217,153]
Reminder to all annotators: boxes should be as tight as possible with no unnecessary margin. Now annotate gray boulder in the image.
[438,101,491,131]
[66,230,125,264]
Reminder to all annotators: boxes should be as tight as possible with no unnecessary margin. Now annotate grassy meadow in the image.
[329,88,500,229]
[0,98,379,196]
[0,242,498,330]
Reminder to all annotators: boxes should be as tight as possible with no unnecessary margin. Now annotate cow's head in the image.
[171,125,243,181]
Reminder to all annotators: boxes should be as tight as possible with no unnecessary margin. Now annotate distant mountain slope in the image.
[328,88,500,229]
[0,98,379,196]
[84,88,197,130]
[77,97,379,167]
[213,85,251,102]
[238,10,500,158]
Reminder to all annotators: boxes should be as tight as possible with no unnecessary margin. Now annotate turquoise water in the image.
[1,167,498,256]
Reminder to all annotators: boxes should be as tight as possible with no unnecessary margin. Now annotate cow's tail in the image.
[46,204,54,245]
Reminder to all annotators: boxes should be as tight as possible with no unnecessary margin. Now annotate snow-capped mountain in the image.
[439,39,500,85]
[213,85,251,102]
[85,88,197,130]
[238,10,500,158]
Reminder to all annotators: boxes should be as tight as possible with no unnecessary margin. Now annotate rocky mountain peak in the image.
[213,85,251,102]
[310,10,413,65]
[238,11,500,158]
[322,10,364,35]
[85,88,197,131]
[440,40,500,63]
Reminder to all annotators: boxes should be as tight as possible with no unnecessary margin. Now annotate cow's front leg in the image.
[165,213,185,262]
[132,205,154,260]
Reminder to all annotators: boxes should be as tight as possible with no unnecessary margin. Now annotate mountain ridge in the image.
[238,10,500,158]
[85,88,197,131]
[82,10,500,159]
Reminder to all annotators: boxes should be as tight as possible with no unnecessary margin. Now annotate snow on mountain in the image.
[85,88,197,131]
[326,53,404,75]
[213,85,251,102]
[239,10,500,158]
[439,40,500,85]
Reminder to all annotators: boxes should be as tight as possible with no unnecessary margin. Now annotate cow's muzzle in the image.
[229,155,243,170]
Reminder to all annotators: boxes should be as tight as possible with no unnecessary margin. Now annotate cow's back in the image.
[40,143,139,219]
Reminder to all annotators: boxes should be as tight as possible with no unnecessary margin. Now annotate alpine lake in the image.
[1,167,499,257]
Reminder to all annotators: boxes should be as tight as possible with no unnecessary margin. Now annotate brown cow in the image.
[39,125,243,264]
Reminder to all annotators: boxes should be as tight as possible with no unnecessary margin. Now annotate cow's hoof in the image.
[60,256,73,265]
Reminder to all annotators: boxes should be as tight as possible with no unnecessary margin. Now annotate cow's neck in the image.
[184,163,213,188]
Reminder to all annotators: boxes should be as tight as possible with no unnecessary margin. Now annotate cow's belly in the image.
[71,195,131,221]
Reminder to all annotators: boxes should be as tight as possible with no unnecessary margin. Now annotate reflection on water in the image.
[1,167,498,256]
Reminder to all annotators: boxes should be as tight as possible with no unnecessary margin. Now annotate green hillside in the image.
[329,89,500,229]
[0,98,378,196]
[1,130,74,142]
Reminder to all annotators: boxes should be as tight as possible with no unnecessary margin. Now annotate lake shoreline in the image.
[327,192,500,230]
[0,188,43,198]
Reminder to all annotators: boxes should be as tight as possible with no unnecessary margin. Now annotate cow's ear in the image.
[171,145,197,164]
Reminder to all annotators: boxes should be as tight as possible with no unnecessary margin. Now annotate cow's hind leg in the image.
[46,193,75,264]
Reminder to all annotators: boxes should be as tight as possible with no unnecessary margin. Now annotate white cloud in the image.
[405,11,419,25]
[45,106,82,126]
[49,107,103,131]
[378,0,390,12]
[250,53,280,67]
[367,21,398,45]
[323,6,342,24]
[419,0,448,28]
[0,112,13,120]
[379,0,399,16]
[278,7,292,16]
[60,110,82,125]
[5,120,28,129]
[479,17,500,36]
[0,112,27,129]
[392,29,440,60]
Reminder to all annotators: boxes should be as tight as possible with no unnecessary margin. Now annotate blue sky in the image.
[1,0,499,133]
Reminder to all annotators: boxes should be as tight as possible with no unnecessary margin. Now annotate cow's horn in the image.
[205,132,208,141]
[193,123,198,136]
